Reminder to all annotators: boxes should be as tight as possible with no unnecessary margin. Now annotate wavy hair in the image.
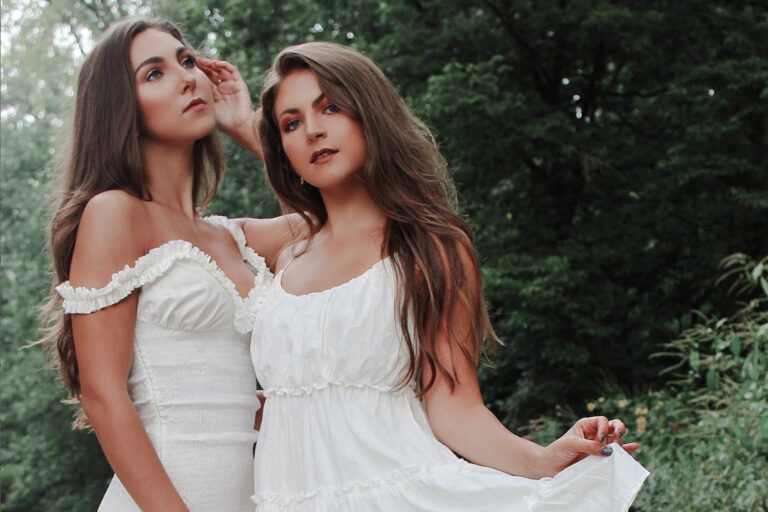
[39,17,224,428]
[259,42,498,395]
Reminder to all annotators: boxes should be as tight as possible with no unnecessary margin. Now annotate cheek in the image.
[136,88,168,127]
[281,135,304,167]
[347,125,367,160]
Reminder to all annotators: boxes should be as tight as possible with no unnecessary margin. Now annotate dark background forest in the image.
[1,0,766,510]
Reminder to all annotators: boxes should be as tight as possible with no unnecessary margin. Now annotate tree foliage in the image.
[2,0,766,509]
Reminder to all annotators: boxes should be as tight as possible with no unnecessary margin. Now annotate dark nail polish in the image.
[601,446,613,456]
[616,429,624,437]
[599,433,606,442]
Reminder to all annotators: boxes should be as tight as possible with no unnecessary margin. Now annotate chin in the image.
[191,120,217,140]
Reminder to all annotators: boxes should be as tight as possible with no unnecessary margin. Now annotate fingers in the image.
[196,57,218,81]
[607,418,626,445]
[209,58,242,78]
[565,436,609,458]
[196,57,231,86]
[579,415,631,445]
[621,442,639,453]
[585,415,610,443]
[196,57,241,86]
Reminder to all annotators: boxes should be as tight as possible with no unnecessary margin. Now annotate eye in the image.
[283,119,300,133]
[146,68,162,81]
[324,104,341,114]
[181,55,196,68]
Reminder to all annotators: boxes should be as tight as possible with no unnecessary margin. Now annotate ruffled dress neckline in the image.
[56,215,272,333]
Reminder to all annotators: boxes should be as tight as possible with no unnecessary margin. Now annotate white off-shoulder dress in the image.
[250,257,649,511]
[56,216,272,512]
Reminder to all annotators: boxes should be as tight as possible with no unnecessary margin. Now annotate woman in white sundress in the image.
[212,42,649,511]
[41,17,293,511]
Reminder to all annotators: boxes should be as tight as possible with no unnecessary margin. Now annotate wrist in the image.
[528,442,555,479]
[225,112,261,156]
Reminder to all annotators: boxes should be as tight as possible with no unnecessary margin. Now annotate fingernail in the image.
[616,429,624,437]
[601,446,613,456]
[599,433,606,442]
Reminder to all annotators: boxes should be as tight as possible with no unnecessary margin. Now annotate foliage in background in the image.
[2,0,767,509]
[0,1,143,509]
[526,255,768,511]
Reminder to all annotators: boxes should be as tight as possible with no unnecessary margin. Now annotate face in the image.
[130,28,215,144]
[274,70,366,190]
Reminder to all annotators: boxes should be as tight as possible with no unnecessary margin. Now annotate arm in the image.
[422,245,637,479]
[196,57,262,158]
[234,213,307,271]
[254,390,266,431]
[70,192,189,511]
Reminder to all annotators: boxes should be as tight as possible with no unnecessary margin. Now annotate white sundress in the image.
[57,216,272,511]
[250,256,649,511]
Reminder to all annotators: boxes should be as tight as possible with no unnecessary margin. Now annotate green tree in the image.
[3,1,767,509]
[157,0,768,424]
[1,1,152,509]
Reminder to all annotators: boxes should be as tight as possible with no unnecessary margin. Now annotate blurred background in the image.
[1,1,766,510]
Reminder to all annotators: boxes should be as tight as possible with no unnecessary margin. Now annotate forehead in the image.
[130,28,183,68]
[274,70,322,112]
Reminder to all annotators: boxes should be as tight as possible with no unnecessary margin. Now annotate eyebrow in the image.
[135,45,189,74]
[278,92,326,118]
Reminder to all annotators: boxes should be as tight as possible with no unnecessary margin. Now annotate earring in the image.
[300,176,305,185]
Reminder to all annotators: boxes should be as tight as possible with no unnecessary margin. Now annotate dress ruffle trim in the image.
[251,461,470,508]
[205,215,269,275]
[262,381,407,398]
[205,216,273,333]
[56,216,272,334]
[252,444,648,511]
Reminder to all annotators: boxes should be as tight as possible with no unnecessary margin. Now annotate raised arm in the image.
[69,191,189,511]
[421,244,637,479]
[196,57,262,158]
[234,213,307,272]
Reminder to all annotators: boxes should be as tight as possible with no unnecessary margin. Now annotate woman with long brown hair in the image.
[212,42,650,510]
[41,17,291,511]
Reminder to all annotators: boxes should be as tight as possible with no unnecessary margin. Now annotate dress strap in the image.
[204,215,271,279]
[279,255,297,274]
[203,215,247,255]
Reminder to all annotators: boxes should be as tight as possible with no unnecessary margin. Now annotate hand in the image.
[539,416,639,477]
[196,57,261,156]
[254,390,266,431]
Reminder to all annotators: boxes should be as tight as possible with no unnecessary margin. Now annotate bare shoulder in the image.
[70,190,149,288]
[79,190,147,240]
[237,212,310,270]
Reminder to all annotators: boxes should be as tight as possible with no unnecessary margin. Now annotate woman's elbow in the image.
[425,401,459,448]
[79,383,129,424]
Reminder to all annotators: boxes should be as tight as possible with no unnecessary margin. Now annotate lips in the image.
[310,148,338,163]
[183,98,205,113]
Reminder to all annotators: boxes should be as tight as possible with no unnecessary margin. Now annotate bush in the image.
[522,255,768,511]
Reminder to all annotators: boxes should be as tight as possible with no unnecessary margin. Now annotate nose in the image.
[305,114,326,141]
[181,66,196,93]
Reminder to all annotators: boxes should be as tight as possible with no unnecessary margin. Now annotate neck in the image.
[319,180,386,241]
[141,138,197,217]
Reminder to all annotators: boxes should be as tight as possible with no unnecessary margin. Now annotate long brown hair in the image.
[259,42,498,394]
[39,17,224,428]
